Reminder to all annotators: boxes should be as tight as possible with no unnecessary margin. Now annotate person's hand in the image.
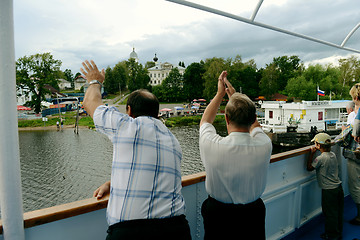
[354,136,360,143]
[310,146,317,154]
[217,71,227,96]
[223,74,236,98]
[93,181,110,200]
[80,60,105,84]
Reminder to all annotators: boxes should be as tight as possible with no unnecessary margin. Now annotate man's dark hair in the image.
[126,89,159,118]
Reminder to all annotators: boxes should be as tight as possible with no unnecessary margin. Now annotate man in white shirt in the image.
[199,71,272,240]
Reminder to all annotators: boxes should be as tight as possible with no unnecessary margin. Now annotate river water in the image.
[17,125,220,213]
[10,124,286,214]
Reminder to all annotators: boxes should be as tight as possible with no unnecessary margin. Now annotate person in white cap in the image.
[307,133,343,240]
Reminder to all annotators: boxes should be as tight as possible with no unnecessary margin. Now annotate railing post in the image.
[0,0,25,239]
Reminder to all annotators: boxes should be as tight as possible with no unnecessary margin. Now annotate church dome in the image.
[129,48,138,61]
[153,53,158,62]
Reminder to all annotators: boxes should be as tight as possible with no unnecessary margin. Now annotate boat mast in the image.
[0,0,25,239]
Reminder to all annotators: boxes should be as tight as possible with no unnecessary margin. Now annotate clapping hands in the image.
[217,71,236,98]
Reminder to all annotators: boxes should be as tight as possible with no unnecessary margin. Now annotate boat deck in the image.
[283,196,360,240]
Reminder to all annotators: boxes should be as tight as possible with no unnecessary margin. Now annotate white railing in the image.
[0,145,348,240]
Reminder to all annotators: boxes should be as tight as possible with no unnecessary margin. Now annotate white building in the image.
[58,78,72,90]
[261,100,349,133]
[148,54,185,86]
[16,86,33,106]
[74,75,87,90]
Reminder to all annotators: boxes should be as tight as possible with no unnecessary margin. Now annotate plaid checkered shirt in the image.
[334,125,360,163]
[93,105,186,226]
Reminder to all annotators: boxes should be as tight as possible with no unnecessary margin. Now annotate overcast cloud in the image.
[13,0,360,74]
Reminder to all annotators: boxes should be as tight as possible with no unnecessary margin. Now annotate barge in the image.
[260,100,349,146]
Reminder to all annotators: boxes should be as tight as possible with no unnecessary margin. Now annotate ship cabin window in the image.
[269,111,273,119]
[318,112,323,121]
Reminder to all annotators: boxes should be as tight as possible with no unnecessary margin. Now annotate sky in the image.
[13,0,360,74]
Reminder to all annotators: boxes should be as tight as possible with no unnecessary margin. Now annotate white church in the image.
[130,48,185,86]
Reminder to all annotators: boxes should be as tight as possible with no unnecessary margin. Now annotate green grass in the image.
[18,111,95,129]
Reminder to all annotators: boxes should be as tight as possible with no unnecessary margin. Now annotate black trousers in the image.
[106,215,191,240]
[322,185,344,239]
[201,196,266,240]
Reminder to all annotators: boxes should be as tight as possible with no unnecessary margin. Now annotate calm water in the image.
[10,124,287,214]
[17,125,215,213]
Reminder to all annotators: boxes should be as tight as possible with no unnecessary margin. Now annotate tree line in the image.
[103,54,360,103]
[16,52,360,113]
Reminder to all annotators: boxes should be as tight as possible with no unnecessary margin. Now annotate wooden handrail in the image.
[0,145,312,234]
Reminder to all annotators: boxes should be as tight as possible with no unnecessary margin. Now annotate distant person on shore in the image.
[81,60,191,240]
[307,133,343,240]
[335,83,360,226]
[56,120,60,130]
[199,71,272,239]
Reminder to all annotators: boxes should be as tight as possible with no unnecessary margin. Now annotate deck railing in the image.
[0,145,348,240]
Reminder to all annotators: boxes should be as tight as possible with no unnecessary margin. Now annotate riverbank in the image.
[18,114,225,130]
[18,112,94,129]
[18,125,89,131]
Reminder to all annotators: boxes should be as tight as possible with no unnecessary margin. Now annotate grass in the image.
[18,111,95,129]
[18,110,225,129]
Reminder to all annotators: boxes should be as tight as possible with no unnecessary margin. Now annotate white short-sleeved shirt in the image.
[312,151,342,190]
[347,111,356,125]
[94,105,185,225]
[199,123,272,204]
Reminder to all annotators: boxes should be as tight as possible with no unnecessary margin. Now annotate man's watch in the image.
[89,80,103,87]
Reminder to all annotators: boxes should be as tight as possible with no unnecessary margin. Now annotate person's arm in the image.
[249,118,261,133]
[93,181,110,200]
[200,71,235,126]
[81,60,105,118]
[306,146,317,171]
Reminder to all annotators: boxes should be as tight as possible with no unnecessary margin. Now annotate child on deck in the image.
[307,133,344,240]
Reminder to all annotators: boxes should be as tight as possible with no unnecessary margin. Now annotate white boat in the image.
[260,100,350,133]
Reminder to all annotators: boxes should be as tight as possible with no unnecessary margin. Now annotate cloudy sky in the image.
[13,0,360,74]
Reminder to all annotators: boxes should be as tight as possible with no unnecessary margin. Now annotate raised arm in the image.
[81,60,105,118]
[200,71,227,126]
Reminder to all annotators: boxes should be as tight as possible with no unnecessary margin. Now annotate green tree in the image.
[228,58,259,99]
[16,52,62,113]
[126,59,151,92]
[104,66,116,94]
[285,76,315,100]
[203,57,229,100]
[161,68,184,102]
[299,64,344,100]
[338,56,360,98]
[269,55,302,94]
[259,63,280,99]
[145,61,155,69]
[182,62,205,101]
[63,69,74,89]
[113,62,127,94]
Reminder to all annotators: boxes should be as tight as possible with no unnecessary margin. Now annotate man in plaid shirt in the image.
[81,60,191,240]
